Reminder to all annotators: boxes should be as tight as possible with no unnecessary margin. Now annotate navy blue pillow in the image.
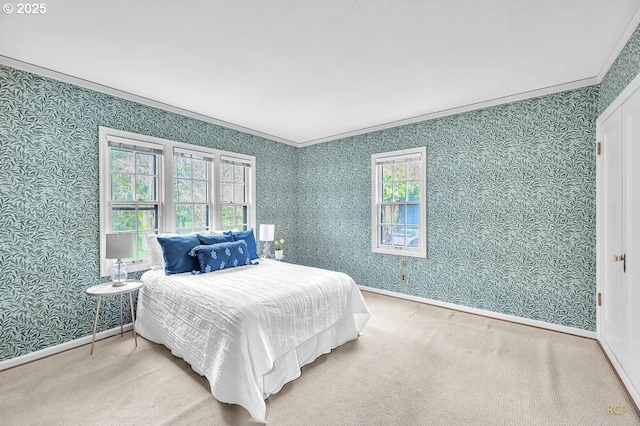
[197,233,234,245]
[225,229,259,260]
[157,234,201,275]
[189,240,251,273]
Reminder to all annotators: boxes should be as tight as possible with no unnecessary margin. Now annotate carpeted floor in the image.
[1,291,638,425]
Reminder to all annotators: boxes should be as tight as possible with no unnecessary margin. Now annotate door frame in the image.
[596,72,640,410]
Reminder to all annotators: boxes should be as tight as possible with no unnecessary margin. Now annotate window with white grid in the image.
[106,138,162,268]
[220,156,251,231]
[173,148,213,234]
[99,127,256,276]
[371,147,427,258]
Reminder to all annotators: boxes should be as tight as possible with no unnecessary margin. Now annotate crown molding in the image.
[0,55,299,147]
[295,77,598,147]
[3,30,634,150]
[596,8,640,83]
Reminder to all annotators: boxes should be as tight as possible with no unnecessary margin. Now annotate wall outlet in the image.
[400,273,407,282]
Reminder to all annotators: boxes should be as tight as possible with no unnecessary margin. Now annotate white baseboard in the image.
[359,285,597,339]
[598,336,640,411]
[0,324,133,372]
[1,287,597,371]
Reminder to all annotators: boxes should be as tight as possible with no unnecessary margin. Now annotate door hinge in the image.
[598,293,602,306]
[597,142,601,155]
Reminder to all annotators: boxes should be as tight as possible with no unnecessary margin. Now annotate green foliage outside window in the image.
[111,150,251,257]
[110,149,158,259]
[380,160,421,247]
[174,155,209,233]
[381,162,420,202]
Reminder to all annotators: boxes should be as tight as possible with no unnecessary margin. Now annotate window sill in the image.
[100,260,151,277]
[372,247,427,258]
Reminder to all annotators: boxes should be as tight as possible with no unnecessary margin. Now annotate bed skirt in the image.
[137,309,366,422]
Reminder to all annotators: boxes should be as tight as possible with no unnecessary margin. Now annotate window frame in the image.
[99,127,256,276]
[172,147,215,235]
[371,146,427,258]
[219,155,252,231]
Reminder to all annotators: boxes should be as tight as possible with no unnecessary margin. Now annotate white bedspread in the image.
[135,259,370,423]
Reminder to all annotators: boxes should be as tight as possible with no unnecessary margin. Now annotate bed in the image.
[135,259,370,423]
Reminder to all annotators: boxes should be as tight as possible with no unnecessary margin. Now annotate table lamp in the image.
[106,233,133,286]
[259,224,275,258]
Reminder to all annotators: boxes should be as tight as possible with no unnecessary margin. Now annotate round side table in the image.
[86,280,145,355]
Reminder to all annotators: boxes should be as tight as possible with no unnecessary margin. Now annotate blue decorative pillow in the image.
[198,233,234,245]
[189,240,251,273]
[157,234,201,275]
[225,229,259,260]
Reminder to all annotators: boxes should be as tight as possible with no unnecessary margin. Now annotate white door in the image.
[622,88,640,393]
[600,107,624,361]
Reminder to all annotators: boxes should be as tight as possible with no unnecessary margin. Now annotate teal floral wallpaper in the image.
[0,65,298,361]
[598,22,640,114]
[2,20,639,362]
[293,20,640,333]
[296,87,599,330]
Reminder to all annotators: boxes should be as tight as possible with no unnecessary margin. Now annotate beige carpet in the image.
[1,291,638,425]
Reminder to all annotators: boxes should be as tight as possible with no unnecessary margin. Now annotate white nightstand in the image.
[86,280,144,355]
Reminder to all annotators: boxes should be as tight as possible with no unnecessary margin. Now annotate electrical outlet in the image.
[400,273,407,282]
[400,257,406,267]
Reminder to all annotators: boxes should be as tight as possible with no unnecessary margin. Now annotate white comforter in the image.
[136,259,370,423]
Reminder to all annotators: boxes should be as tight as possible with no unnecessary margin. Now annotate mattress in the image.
[135,259,370,423]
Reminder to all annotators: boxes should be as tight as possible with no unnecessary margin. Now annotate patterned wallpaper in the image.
[296,87,599,330]
[598,22,640,114]
[0,65,298,361]
[2,19,639,361]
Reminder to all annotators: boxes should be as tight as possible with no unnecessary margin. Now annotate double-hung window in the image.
[102,136,163,271]
[173,148,213,234]
[220,156,251,230]
[371,147,427,258]
[99,127,256,276]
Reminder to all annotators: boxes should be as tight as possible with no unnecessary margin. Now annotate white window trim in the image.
[171,146,215,235]
[371,146,427,258]
[99,126,256,277]
[219,155,253,230]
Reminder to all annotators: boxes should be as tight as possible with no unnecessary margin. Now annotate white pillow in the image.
[145,233,170,270]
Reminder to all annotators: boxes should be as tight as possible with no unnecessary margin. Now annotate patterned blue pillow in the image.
[224,229,259,260]
[189,240,251,273]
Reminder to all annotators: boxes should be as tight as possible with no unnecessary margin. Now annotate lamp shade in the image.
[105,233,134,259]
[259,224,275,241]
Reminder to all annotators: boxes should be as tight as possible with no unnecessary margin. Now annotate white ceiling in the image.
[1,0,640,146]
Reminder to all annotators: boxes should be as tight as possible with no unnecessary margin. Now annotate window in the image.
[173,148,213,234]
[371,147,427,258]
[99,127,256,276]
[220,156,250,230]
[105,137,163,269]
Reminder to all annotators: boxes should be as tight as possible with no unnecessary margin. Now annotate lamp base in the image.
[110,259,128,286]
[261,241,272,259]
